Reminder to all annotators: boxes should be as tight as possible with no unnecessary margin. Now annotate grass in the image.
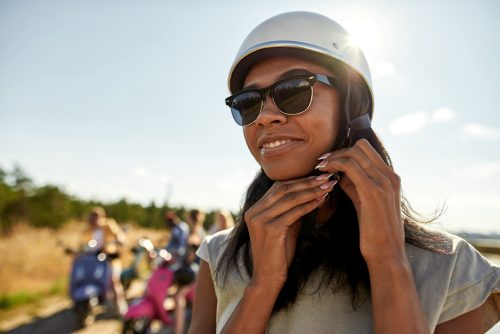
[0,278,65,310]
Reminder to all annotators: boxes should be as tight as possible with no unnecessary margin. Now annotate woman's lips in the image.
[259,139,303,157]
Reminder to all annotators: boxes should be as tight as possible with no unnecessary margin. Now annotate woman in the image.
[80,207,128,315]
[189,12,500,333]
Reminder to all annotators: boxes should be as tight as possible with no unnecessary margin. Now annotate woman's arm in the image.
[367,257,429,334]
[317,139,429,333]
[318,139,486,333]
[188,261,217,334]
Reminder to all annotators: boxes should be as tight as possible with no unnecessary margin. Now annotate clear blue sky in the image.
[1,0,499,233]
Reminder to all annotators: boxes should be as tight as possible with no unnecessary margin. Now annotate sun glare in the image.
[328,5,390,63]
[345,17,381,60]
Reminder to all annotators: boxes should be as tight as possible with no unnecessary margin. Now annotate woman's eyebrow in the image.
[242,68,312,90]
[277,68,311,80]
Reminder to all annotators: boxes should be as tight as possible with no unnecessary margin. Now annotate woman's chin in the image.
[264,166,316,181]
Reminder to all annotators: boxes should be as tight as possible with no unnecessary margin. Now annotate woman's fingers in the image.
[317,139,396,190]
[246,174,335,221]
[271,196,328,227]
[247,177,336,227]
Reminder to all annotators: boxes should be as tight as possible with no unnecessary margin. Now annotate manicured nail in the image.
[315,161,328,170]
[320,180,337,190]
[317,153,332,160]
[316,193,329,201]
[315,173,334,181]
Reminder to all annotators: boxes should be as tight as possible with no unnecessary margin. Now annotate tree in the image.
[28,186,72,229]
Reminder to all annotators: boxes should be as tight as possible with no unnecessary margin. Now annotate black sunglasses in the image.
[225,73,336,126]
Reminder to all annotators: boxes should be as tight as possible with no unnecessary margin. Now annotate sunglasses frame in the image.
[226,73,337,126]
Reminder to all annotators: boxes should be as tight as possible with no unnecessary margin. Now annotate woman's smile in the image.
[258,135,304,157]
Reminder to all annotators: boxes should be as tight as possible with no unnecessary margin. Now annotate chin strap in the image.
[343,113,372,147]
[345,113,372,140]
[342,70,372,147]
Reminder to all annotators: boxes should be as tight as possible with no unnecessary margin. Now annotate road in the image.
[1,280,175,334]
[2,301,174,334]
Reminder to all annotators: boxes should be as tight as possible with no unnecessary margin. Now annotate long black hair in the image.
[215,60,449,313]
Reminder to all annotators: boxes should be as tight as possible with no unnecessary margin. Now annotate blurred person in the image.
[81,206,128,315]
[174,209,206,334]
[207,209,234,235]
[173,243,199,334]
[189,11,500,334]
[186,209,207,247]
[165,210,190,264]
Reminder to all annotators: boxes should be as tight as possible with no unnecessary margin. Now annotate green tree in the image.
[28,186,72,229]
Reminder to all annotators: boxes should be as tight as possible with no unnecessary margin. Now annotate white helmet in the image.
[228,11,374,120]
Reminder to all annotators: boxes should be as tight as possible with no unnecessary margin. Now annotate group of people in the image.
[78,205,234,333]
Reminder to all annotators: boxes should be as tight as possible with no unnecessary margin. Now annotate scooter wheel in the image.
[74,300,95,328]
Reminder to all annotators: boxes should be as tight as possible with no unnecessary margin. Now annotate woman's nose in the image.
[254,94,287,127]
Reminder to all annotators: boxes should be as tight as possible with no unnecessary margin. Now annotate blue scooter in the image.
[65,239,115,328]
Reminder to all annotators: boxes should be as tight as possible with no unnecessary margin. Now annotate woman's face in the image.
[242,56,341,180]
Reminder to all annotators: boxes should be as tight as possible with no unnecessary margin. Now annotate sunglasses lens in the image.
[273,78,312,114]
[230,91,262,126]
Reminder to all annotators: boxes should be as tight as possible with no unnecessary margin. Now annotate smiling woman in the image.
[188,11,500,334]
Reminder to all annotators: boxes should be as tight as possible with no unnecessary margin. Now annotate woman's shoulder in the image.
[405,225,500,329]
[405,223,473,255]
[196,227,235,266]
[204,226,234,246]
[405,224,499,300]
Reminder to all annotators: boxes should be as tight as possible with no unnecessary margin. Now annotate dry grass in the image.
[0,222,167,297]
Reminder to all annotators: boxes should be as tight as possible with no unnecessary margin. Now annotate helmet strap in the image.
[342,74,371,147]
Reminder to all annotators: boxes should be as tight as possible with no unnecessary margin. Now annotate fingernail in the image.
[316,193,329,201]
[317,153,332,160]
[315,161,328,170]
[320,180,337,190]
[315,173,334,181]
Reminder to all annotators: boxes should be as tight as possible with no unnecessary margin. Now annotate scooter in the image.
[122,243,200,334]
[65,240,116,328]
[120,237,156,292]
[122,249,176,334]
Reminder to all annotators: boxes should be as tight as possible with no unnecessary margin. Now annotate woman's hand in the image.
[316,138,405,265]
[317,139,431,333]
[244,175,337,289]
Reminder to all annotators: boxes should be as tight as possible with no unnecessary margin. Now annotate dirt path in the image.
[1,299,174,334]
[0,280,175,334]
[0,295,121,334]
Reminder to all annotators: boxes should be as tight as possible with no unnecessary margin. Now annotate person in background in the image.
[208,209,234,235]
[173,209,206,334]
[81,206,128,315]
[165,210,190,264]
[186,209,207,248]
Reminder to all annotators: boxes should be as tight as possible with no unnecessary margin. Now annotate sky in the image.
[1,0,499,233]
